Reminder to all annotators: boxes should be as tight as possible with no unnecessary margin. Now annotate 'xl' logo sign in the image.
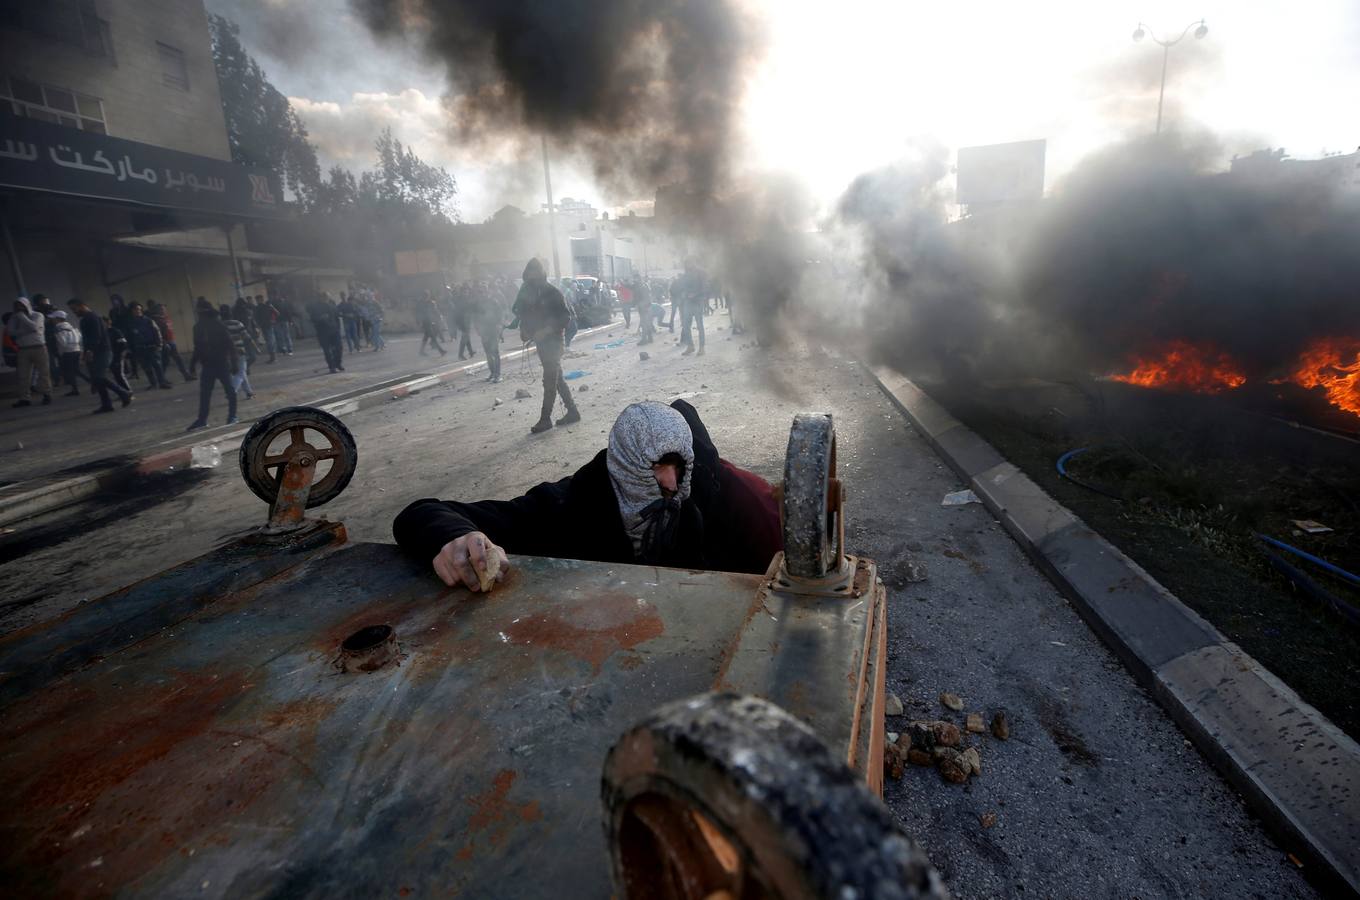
[249,174,276,205]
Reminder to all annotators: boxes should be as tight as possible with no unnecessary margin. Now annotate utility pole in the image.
[541,135,561,280]
[1133,19,1208,135]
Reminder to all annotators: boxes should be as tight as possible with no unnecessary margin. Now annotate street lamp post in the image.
[1132,19,1208,134]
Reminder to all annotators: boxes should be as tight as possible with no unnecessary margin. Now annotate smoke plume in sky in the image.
[350,0,760,197]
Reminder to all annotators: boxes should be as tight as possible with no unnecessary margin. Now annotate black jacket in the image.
[392,401,783,575]
[77,311,109,355]
[191,311,237,371]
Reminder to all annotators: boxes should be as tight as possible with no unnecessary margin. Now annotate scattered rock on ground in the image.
[907,748,933,767]
[991,711,1011,740]
[966,712,985,734]
[579,384,589,392]
[961,747,982,776]
[980,812,997,829]
[936,748,969,784]
[492,398,503,408]
[884,692,904,716]
[884,741,907,780]
[514,388,532,400]
[893,732,911,752]
[940,691,964,711]
[903,561,928,582]
[907,720,960,750]
[639,352,649,361]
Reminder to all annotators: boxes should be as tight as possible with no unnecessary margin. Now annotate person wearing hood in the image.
[393,400,783,591]
[7,297,52,407]
[514,257,579,433]
[48,310,85,396]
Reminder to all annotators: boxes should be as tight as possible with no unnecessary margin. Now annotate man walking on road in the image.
[126,302,172,390]
[149,302,195,381]
[69,298,131,413]
[308,293,345,373]
[515,257,579,434]
[8,296,52,407]
[674,259,707,356]
[50,310,84,395]
[473,280,503,383]
[187,298,238,429]
[253,296,278,364]
[219,304,257,400]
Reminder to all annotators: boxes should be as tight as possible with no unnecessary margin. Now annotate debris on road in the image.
[1290,519,1332,534]
[884,692,904,716]
[961,747,982,776]
[940,691,964,711]
[941,488,981,506]
[907,720,961,750]
[980,812,997,829]
[639,352,650,361]
[966,712,986,733]
[902,560,929,582]
[493,398,503,408]
[189,444,221,469]
[936,747,970,783]
[514,388,532,400]
[564,370,589,380]
[991,710,1011,740]
[580,384,590,393]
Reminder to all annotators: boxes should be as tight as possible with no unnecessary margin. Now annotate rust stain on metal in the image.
[456,769,543,862]
[503,595,664,675]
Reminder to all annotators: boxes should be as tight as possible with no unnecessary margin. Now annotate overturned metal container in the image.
[0,408,938,898]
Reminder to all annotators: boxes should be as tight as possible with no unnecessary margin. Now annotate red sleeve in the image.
[715,460,784,574]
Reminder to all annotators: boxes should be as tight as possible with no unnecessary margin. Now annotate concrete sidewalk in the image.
[869,366,1360,897]
[0,320,624,527]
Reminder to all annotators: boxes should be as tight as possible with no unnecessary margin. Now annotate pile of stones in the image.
[883,690,1010,784]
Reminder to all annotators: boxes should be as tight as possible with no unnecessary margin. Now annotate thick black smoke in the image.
[351,0,758,195]
[835,133,1360,383]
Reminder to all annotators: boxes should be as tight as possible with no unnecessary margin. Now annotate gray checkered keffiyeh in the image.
[607,402,694,560]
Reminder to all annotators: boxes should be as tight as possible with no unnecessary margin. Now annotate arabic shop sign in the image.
[0,110,286,219]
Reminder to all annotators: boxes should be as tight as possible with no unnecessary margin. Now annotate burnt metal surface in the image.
[0,519,346,709]
[603,693,948,900]
[1,546,887,896]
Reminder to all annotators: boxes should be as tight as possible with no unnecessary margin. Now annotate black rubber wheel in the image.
[238,406,358,508]
[602,693,946,900]
[782,414,839,578]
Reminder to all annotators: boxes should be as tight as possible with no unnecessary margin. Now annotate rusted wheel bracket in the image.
[602,693,947,900]
[238,406,358,531]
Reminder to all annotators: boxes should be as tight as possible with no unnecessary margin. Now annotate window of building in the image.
[0,2,114,60]
[157,42,189,92]
[0,76,107,134]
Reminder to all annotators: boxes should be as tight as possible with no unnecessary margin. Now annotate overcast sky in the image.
[206,0,1360,222]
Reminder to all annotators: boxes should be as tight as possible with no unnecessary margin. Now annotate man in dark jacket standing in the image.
[393,400,782,590]
[307,294,345,373]
[68,298,131,412]
[515,257,579,434]
[126,302,172,389]
[187,298,238,429]
[149,302,195,381]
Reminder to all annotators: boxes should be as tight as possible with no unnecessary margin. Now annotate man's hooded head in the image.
[607,402,695,562]
[523,257,546,283]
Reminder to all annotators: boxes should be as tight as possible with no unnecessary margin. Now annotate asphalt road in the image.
[0,317,1314,898]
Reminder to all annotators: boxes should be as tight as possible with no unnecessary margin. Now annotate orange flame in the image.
[1291,336,1360,418]
[1112,340,1248,394]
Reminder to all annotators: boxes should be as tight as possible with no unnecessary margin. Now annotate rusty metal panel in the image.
[0,521,347,708]
[714,557,882,781]
[0,543,768,897]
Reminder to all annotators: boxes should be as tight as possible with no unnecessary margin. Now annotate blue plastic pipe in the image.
[1256,533,1360,587]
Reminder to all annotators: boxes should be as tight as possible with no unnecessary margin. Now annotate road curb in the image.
[869,366,1360,897]
[0,321,624,528]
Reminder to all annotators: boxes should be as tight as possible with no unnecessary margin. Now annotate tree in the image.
[209,14,321,208]
[367,128,458,220]
[314,165,358,216]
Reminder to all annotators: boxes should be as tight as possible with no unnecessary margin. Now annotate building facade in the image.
[0,0,283,347]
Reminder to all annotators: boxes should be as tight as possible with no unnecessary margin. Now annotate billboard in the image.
[956,139,1046,206]
[0,111,286,218]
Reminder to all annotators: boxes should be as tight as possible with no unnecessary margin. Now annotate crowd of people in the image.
[3,284,389,430]
[5,262,739,436]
